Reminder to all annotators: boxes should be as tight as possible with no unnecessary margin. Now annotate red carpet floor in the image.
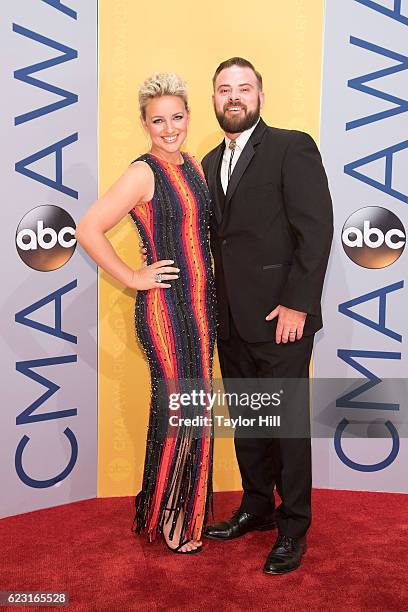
[1,489,407,611]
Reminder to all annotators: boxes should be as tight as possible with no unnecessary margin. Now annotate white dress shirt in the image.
[220,119,260,194]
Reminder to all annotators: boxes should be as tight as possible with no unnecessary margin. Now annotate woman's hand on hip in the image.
[129,260,179,290]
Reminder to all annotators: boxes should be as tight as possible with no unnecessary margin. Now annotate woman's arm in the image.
[76,161,179,290]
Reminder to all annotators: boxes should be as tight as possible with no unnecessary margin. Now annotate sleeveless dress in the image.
[129,151,217,545]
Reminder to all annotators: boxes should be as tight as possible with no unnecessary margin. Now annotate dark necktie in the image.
[228,140,237,184]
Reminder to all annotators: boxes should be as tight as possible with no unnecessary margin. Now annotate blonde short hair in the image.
[138,72,189,119]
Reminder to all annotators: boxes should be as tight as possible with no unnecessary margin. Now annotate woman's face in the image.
[142,95,189,159]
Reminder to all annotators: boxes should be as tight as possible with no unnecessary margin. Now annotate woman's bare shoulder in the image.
[125,160,155,204]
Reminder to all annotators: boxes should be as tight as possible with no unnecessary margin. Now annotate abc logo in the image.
[16,205,76,271]
[341,206,405,269]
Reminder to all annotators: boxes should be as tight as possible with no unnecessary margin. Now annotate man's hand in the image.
[139,242,147,265]
[265,305,307,343]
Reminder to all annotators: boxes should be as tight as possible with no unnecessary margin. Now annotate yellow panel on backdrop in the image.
[98,0,325,497]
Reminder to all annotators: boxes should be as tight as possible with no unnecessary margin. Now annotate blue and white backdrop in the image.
[0,0,98,518]
[1,0,407,520]
[314,0,408,492]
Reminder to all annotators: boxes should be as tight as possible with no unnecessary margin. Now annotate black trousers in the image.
[217,311,314,538]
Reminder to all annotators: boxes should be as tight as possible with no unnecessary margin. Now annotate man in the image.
[201,57,333,574]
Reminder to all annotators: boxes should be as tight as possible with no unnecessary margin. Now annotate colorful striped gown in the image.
[129,151,216,545]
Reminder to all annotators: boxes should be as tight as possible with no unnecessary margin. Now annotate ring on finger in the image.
[155,272,162,283]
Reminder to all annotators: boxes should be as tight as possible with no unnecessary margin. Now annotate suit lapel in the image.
[208,141,225,224]
[224,118,268,212]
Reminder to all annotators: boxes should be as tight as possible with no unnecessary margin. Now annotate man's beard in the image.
[214,97,261,134]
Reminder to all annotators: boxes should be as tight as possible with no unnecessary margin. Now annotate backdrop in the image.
[97,0,325,498]
[313,0,408,491]
[2,0,406,520]
[1,0,98,519]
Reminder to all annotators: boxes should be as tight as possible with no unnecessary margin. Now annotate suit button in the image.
[222,239,227,246]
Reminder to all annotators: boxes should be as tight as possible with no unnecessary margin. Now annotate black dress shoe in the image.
[204,509,276,540]
[263,534,307,574]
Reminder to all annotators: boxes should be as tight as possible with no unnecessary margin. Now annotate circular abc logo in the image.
[16,205,76,271]
[341,206,405,269]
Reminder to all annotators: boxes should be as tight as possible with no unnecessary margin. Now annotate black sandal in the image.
[162,507,203,554]
[163,536,203,554]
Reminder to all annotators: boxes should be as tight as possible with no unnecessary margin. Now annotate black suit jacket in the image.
[201,118,333,342]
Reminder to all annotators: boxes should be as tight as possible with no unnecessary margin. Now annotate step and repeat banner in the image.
[1,0,406,520]
[0,0,98,518]
[313,0,408,492]
[97,0,326,498]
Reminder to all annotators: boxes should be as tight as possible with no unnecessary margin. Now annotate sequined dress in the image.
[129,151,217,544]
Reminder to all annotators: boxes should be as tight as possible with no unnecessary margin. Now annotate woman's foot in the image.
[162,509,202,553]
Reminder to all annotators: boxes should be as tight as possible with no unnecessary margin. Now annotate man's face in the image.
[212,65,264,135]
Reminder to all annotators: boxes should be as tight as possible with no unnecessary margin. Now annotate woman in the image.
[76,73,216,554]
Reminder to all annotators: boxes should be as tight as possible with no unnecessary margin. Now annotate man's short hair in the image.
[212,57,263,91]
